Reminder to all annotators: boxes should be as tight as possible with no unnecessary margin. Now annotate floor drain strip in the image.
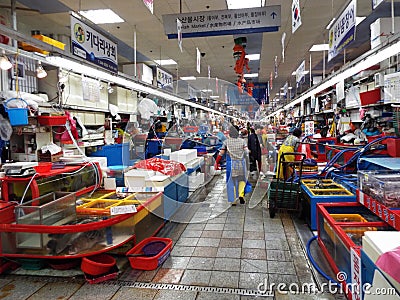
[112,281,274,297]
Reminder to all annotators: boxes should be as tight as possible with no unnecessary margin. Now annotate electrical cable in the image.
[306,235,340,286]
[19,172,38,205]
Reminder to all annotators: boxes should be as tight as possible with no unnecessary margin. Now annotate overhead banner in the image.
[372,0,385,9]
[143,0,154,14]
[296,60,306,83]
[70,13,118,73]
[291,0,302,33]
[177,18,183,52]
[281,32,286,62]
[163,6,281,39]
[328,0,357,62]
[196,47,201,74]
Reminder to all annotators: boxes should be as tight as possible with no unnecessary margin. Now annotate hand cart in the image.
[268,152,306,218]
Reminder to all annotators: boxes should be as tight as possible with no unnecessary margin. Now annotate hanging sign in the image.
[156,67,173,91]
[196,47,201,74]
[296,60,306,83]
[163,6,281,39]
[372,0,385,9]
[291,0,302,33]
[304,121,314,136]
[281,32,286,63]
[143,0,154,14]
[328,0,357,62]
[274,56,278,78]
[70,13,118,73]
[208,65,211,79]
[350,248,362,300]
[177,18,183,52]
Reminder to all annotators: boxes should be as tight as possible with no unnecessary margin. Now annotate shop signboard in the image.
[350,248,362,300]
[328,0,357,62]
[156,67,173,92]
[296,60,305,83]
[70,13,118,73]
[372,0,384,10]
[163,6,281,38]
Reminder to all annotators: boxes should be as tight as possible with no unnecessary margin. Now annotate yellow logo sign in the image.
[74,23,85,44]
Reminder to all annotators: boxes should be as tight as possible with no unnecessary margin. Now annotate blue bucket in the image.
[3,98,29,126]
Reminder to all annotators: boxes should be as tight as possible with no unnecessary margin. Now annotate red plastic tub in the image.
[37,115,67,126]
[81,253,116,275]
[127,237,172,270]
[34,162,52,174]
[359,88,381,106]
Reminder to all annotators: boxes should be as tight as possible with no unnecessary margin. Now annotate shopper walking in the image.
[215,125,249,205]
[276,128,302,179]
[248,127,262,175]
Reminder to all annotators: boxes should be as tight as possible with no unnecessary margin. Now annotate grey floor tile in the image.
[0,280,46,300]
[204,223,225,231]
[216,247,241,258]
[241,248,267,260]
[209,270,240,288]
[0,279,13,289]
[185,223,206,231]
[162,256,190,269]
[242,239,266,249]
[153,289,197,300]
[264,226,284,233]
[243,225,264,232]
[197,237,221,247]
[224,223,244,231]
[201,230,223,238]
[267,261,296,275]
[219,238,242,248]
[264,233,285,240]
[265,239,290,251]
[137,268,160,282]
[213,257,241,272]
[192,246,218,257]
[187,257,215,270]
[266,250,292,261]
[69,283,120,300]
[206,217,227,224]
[268,274,299,290]
[243,231,265,240]
[111,287,158,300]
[241,259,268,273]
[180,230,203,238]
[171,246,195,257]
[239,272,269,290]
[180,270,212,286]
[197,292,240,300]
[222,230,243,238]
[27,282,82,300]
[175,237,199,247]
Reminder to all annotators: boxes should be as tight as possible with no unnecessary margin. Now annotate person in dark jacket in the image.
[248,127,262,174]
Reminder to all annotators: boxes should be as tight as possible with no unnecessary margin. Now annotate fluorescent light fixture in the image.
[210,95,219,99]
[180,76,196,80]
[356,16,366,26]
[288,87,293,90]
[326,17,336,30]
[292,70,310,75]
[245,54,260,61]
[154,59,177,65]
[79,9,124,24]
[309,44,329,52]
[201,89,213,92]
[226,0,265,9]
[243,73,258,78]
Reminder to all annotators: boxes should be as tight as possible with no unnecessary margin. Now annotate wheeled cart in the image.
[268,152,305,218]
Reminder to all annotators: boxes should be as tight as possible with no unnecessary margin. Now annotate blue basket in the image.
[3,98,29,126]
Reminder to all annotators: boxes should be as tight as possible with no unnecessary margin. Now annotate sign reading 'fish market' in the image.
[163,6,281,38]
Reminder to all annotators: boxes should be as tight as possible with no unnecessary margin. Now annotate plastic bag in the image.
[0,114,12,141]
[376,245,400,283]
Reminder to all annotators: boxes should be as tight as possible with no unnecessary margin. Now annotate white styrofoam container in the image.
[370,17,400,49]
[145,175,171,188]
[124,169,155,187]
[188,172,205,191]
[170,149,198,164]
[185,157,204,169]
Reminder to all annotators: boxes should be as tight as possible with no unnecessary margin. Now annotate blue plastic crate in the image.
[90,143,130,166]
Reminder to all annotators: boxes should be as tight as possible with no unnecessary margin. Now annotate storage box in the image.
[170,149,198,164]
[38,150,63,162]
[0,201,17,224]
[124,169,155,187]
[359,88,381,106]
[127,237,172,270]
[37,115,67,126]
[386,138,400,157]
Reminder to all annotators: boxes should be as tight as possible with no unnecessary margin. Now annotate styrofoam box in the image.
[170,149,198,164]
[124,169,155,187]
[189,172,205,191]
[145,175,171,188]
[185,157,204,169]
[86,157,108,169]
[370,17,400,49]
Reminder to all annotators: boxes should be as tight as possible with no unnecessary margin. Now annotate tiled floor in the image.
[0,174,341,299]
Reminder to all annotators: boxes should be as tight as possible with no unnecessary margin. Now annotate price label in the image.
[110,205,137,215]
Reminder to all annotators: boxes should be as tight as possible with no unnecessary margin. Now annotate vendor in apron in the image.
[215,125,249,205]
[276,128,302,179]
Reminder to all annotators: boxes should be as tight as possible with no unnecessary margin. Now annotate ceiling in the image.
[0,0,399,111]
